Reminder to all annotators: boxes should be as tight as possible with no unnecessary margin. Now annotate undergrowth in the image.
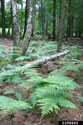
[0,41,83,117]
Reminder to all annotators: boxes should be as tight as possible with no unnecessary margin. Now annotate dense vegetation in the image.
[0,0,83,124]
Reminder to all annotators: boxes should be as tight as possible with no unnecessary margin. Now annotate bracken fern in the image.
[29,74,79,116]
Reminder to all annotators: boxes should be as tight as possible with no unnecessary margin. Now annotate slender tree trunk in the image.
[57,0,66,52]
[31,0,35,37]
[7,7,11,37]
[11,0,20,46]
[66,0,71,40]
[41,0,43,39]
[1,0,5,38]
[67,0,71,38]
[66,0,74,40]
[79,32,81,38]
[11,6,14,39]
[7,22,11,36]
[41,0,46,39]
[53,0,56,41]
[21,1,23,34]
[23,0,29,38]
[22,0,34,55]
[70,16,74,40]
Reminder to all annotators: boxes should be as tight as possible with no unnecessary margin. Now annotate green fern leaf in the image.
[0,96,32,114]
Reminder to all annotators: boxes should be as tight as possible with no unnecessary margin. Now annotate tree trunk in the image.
[0,50,70,77]
[41,0,46,39]
[57,0,66,52]
[70,16,74,40]
[7,7,11,37]
[31,0,35,37]
[23,0,29,38]
[22,50,70,70]
[79,32,81,38]
[1,0,5,38]
[20,1,23,34]
[7,22,11,36]
[53,0,56,41]
[66,0,71,40]
[11,5,14,40]
[22,0,34,55]
[67,0,71,38]
[11,0,20,46]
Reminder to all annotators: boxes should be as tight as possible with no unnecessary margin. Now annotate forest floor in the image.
[0,38,83,125]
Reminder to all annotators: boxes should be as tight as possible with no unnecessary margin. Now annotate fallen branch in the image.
[0,50,70,77]
[22,50,70,70]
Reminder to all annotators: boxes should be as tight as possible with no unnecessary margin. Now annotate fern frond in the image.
[37,98,59,116]
[4,89,24,101]
[61,63,80,72]
[32,74,79,116]
[0,96,32,114]
[44,75,79,88]
[57,98,77,109]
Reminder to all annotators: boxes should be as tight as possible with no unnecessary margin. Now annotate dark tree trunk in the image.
[7,22,11,36]
[22,0,34,55]
[7,7,11,37]
[20,1,23,35]
[11,6,14,39]
[11,0,20,46]
[23,0,29,38]
[79,32,81,38]
[41,0,46,39]
[70,16,74,40]
[66,0,74,40]
[53,0,56,41]
[75,32,78,38]
[66,0,71,38]
[31,0,35,37]
[57,0,66,52]
[1,0,5,38]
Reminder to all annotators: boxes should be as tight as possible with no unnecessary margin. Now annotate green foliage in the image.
[0,68,23,84]
[66,46,83,59]
[0,96,32,114]
[0,46,23,84]
[27,40,57,59]
[4,89,24,101]
[60,59,83,83]
[77,96,83,102]
[15,56,29,61]
[29,74,79,116]
[0,46,22,64]
[0,41,82,117]
[62,63,80,72]
[24,69,40,77]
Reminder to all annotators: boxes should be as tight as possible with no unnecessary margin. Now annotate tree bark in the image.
[66,0,71,38]
[7,22,11,36]
[22,50,70,70]
[20,1,23,34]
[41,0,46,39]
[66,0,71,40]
[57,0,66,52]
[31,0,35,37]
[23,0,29,38]
[53,0,56,41]
[11,5,14,40]
[79,32,81,38]
[11,0,20,46]
[1,0,5,38]
[22,0,34,55]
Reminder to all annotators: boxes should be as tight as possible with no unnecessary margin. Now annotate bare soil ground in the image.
[0,38,83,125]
[0,38,13,49]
